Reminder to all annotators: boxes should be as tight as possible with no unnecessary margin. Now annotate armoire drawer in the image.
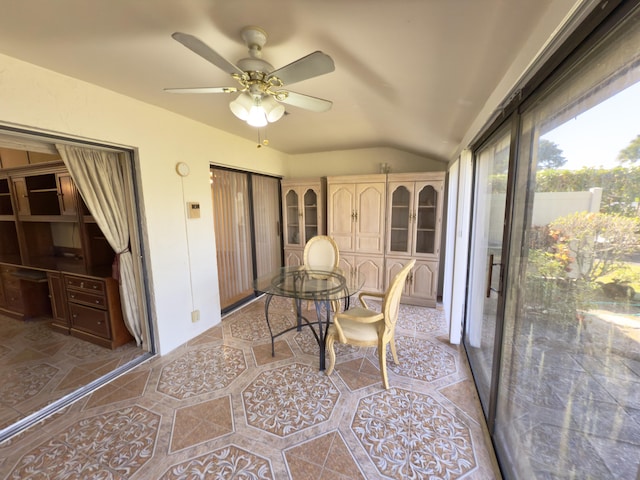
[69,303,110,338]
[67,289,106,309]
[64,275,105,294]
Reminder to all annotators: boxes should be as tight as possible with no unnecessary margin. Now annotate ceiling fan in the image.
[165,27,335,127]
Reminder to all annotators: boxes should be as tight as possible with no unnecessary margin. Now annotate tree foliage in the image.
[617,134,640,163]
[538,139,567,169]
[547,211,640,283]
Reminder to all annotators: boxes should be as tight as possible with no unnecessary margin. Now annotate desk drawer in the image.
[67,289,106,309]
[4,286,23,310]
[2,275,20,290]
[69,303,110,338]
[65,276,105,293]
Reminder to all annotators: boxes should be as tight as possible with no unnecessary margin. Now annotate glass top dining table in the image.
[253,266,365,370]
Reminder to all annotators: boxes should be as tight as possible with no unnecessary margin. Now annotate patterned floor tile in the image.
[84,369,150,409]
[243,363,339,436]
[6,405,160,478]
[1,363,58,406]
[157,345,246,399]
[253,339,294,365]
[352,387,476,479]
[5,347,52,364]
[439,379,485,422]
[294,328,359,357]
[332,356,382,390]
[284,430,365,480]
[160,444,273,479]
[388,335,457,382]
[55,358,122,391]
[170,396,234,452]
[187,324,223,346]
[1,299,501,480]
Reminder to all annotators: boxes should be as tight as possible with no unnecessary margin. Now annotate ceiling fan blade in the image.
[172,32,245,76]
[278,91,333,112]
[164,86,239,94]
[268,51,335,86]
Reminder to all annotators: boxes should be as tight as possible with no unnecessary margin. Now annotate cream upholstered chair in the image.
[303,235,339,271]
[298,235,340,312]
[326,259,415,389]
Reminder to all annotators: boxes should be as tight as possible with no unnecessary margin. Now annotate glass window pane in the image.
[464,127,511,416]
[496,8,640,478]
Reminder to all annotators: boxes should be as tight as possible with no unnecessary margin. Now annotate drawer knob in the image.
[92,285,98,289]
[97,321,102,325]
[70,294,75,299]
[96,300,100,304]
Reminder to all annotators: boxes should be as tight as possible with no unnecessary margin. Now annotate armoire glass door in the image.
[303,188,318,243]
[415,184,437,255]
[285,189,300,245]
[389,185,411,253]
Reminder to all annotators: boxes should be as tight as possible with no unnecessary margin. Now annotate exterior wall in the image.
[489,188,602,245]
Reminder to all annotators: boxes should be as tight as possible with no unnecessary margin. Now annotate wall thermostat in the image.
[176,162,190,177]
[187,202,200,219]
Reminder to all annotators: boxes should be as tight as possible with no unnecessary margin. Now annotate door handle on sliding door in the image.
[486,254,502,298]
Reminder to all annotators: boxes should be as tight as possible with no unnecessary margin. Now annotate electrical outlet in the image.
[191,310,200,323]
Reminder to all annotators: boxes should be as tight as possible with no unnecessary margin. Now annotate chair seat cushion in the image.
[334,307,384,343]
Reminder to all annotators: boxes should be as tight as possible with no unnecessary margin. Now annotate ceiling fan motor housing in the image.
[241,26,268,58]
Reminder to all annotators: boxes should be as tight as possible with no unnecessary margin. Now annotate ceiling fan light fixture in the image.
[231,93,282,127]
[247,98,268,127]
[261,95,285,123]
[229,92,254,121]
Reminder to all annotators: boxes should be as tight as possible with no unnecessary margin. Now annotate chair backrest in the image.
[303,235,340,270]
[382,259,416,334]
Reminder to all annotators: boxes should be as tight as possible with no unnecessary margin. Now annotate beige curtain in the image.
[56,144,142,345]
[251,175,282,277]
[211,168,254,309]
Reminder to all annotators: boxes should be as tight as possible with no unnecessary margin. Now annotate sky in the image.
[541,81,640,170]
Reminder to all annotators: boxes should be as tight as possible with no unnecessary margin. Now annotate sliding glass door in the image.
[211,168,282,311]
[464,127,511,417]
[464,4,640,478]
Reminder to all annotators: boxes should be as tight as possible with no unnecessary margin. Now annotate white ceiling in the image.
[0,0,557,161]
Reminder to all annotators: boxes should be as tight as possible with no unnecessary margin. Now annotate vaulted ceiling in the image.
[0,0,562,161]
